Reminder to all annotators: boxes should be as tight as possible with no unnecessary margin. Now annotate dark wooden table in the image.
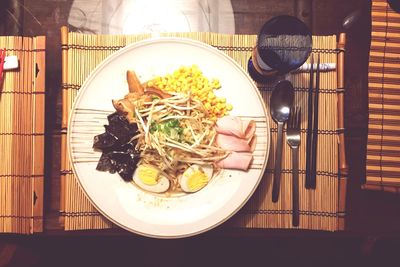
[1,0,400,266]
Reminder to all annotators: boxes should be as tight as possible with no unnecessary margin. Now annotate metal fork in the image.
[286,106,301,227]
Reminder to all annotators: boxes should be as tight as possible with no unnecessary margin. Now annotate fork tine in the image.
[288,107,292,128]
[288,106,299,130]
[293,108,296,128]
[291,107,295,128]
[296,107,301,130]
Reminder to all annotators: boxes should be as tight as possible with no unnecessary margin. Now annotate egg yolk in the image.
[187,171,209,191]
[138,166,160,185]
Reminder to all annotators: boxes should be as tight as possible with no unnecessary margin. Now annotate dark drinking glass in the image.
[248,15,312,82]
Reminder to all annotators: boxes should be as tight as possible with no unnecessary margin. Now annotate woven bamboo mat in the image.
[365,0,400,193]
[0,36,45,234]
[60,27,347,232]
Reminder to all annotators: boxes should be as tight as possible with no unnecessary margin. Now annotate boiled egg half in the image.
[132,164,170,193]
[179,164,214,193]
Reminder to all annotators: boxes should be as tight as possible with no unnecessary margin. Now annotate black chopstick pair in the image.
[305,53,320,189]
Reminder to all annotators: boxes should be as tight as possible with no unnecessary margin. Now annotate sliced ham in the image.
[215,116,258,171]
[216,134,249,152]
[216,116,256,140]
[217,152,253,171]
[216,133,257,152]
[248,135,257,152]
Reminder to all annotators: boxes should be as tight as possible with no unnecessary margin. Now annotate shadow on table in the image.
[2,235,400,267]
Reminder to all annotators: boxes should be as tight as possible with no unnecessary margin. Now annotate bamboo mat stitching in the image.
[378,3,388,188]
[60,32,343,231]
[365,0,400,191]
[0,36,45,234]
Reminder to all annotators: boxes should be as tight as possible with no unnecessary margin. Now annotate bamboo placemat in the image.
[365,0,400,193]
[60,26,347,232]
[0,36,45,234]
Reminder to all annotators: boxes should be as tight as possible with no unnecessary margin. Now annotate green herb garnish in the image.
[149,119,183,141]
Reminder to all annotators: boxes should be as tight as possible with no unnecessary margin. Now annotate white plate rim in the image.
[67,37,270,238]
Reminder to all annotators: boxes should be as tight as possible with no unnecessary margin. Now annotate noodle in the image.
[130,93,228,186]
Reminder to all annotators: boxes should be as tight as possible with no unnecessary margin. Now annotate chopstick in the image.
[305,54,314,188]
[311,54,320,188]
[305,53,320,189]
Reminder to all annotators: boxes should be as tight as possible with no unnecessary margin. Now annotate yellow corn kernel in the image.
[145,65,231,119]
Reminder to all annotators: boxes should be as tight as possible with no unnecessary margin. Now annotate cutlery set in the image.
[270,54,320,227]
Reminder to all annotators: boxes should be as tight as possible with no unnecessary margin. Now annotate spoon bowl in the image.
[270,80,294,122]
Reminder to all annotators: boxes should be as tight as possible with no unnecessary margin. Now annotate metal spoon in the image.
[270,80,294,203]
